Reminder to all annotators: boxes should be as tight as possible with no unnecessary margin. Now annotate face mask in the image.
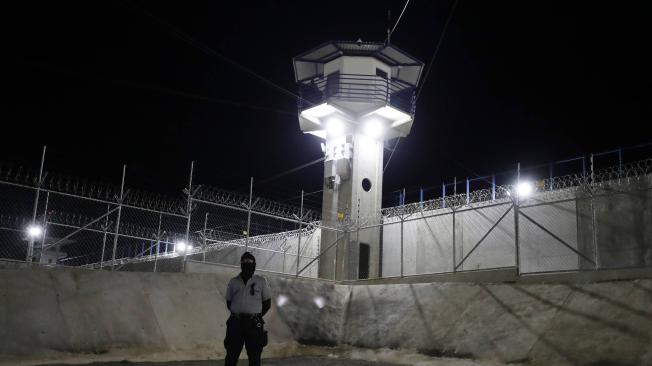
[241,262,256,278]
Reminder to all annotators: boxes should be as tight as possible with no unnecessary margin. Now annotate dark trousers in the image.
[224,315,266,366]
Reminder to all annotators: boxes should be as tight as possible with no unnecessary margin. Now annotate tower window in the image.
[362,178,372,192]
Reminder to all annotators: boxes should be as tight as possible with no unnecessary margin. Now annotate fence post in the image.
[618,147,623,177]
[591,192,599,270]
[183,161,194,270]
[296,190,303,278]
[590,153,595,182]
[400,214,404,278]
[420,187,424,208]
[153,213,162,273]
[549,162,554,190]
[99,204,110,270]
[27,145,46,262]
[452,208,456,272]
[442,182,446,208]
[37,191,50,264]
[245,176,253,252]
[202,212,208,262]
[466,177,470,204]
[111,165,126,271]
[514,162,521,275]
[282,238,287,274]
[333,230,338,280]
[491,174,496,201]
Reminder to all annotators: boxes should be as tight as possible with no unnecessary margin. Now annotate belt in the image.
[231,313,260,319]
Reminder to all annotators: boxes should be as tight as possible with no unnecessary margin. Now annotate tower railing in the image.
[298,73,416,116]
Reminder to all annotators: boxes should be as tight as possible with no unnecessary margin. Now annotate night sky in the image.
[1,1,650,209]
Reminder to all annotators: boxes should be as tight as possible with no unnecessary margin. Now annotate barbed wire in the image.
[193,184,321,222]
[0,162,312,219]
[377,158,652,221]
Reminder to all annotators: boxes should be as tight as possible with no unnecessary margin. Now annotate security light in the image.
[326,118,345,137]
[175,241,187,252]
[516,182,533,197]
[363,119,384,139]
[27,225,42,238]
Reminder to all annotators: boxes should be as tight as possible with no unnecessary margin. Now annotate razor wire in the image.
[193,184,321,222]
[376,158,652,222]
[1,156,651,277]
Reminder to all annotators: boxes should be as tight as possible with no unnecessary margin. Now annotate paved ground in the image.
[42,358,402,366]
[39,355,515,366]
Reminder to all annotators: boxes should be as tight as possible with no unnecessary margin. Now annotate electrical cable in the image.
[252,156,326,188]
[385,0,459,174]
[416,0,459,101]
[390,0,411,35]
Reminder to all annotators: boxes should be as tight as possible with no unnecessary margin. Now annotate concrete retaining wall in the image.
[2,265,652,365]
[0,265,341,365]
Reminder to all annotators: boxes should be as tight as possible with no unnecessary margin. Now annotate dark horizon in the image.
[1,1,650,208]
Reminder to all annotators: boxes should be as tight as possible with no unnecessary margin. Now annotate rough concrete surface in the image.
[2,265,652,366]
[39,355,510,366]
[40,359,404,366]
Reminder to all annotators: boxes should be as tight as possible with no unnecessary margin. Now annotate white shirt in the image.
[225,274,271,314]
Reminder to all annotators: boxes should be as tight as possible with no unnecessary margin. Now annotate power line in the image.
[124,2,302,103]
[252,156,326,188]
[383,138,401,173]
[386,0,459,174]
[390,0,411,35]
[416,0,459,101]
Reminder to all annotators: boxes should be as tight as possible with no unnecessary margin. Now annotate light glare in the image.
[326,118,345,137]
[27,225,42,238]
[364,120,384,139]
[313,296,325,309]
[175,241,187,252]
[517,182,533,197]
[276,294,288,307]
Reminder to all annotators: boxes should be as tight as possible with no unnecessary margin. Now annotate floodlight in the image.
[175,241,187,252]
[516,182,533,197]
[363,119,384,139]
[326,118,345,137]
[27,225,42,238]
[187,245,193,251]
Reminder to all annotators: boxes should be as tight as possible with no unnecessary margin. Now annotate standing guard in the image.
[224,252,271,366]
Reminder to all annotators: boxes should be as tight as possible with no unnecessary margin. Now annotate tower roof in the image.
[293,40,424,86]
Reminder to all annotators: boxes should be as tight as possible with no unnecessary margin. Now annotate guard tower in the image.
[293,40,423,280]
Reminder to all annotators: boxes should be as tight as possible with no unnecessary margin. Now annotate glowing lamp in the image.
[27,225,43,238]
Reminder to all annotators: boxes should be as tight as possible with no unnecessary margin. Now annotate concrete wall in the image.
[2,265,652,366]
[382,200,517,277]
[381,176,652,276]
[0,265,342,365]
[122,228,322,277]
[342,279,652,365]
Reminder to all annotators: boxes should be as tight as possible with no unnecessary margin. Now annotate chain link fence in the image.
[1,146,651,279]
[0,155,330,278]
[368,158,652,278]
